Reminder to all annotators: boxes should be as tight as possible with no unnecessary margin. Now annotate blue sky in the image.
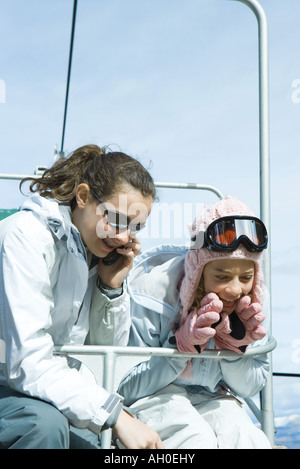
[1,0,300,446]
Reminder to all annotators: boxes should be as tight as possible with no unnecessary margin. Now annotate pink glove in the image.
[214,295,266,354]
[175,293,223,353]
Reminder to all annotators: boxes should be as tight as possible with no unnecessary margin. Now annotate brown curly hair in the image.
[20,144,157,210]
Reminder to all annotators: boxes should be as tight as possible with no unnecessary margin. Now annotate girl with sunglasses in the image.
[118,195,272,449]
[0,144,164,449]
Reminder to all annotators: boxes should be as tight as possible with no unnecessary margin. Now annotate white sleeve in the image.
[86,282,131,346]
[0,222,119,433]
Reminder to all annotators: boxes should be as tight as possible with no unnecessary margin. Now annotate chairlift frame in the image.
[0,0,276,449]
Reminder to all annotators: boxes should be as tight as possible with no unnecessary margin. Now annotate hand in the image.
[113,410,164,449]
[214,296,266,353]
[97,236,141,288]
[175,293,223,353]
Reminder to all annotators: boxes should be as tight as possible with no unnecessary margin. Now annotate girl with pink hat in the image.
[118,195,272,448]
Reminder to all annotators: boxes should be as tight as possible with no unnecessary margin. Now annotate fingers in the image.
[246,312,265,330]
[235,296,252,315]
[200,292,220,307]
[117,236,141,260]
[97,236,142,287]
[251,325,267,341]
[196,311,220,328]
[235,297,266,335]
[199,298,223,315]
[194,326,216,342]
[138,430,164,449]
[237,301,262,322]
[155,436,165,449]
[114,410,165,449]
[214,312,231,334]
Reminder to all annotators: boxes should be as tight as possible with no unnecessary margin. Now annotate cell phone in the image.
[102,247,125,266]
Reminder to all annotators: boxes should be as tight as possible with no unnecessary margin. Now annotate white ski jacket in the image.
[118,245,270,406]
[0,193,130,433]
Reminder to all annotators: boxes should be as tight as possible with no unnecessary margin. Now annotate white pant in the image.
[130,384,272,449]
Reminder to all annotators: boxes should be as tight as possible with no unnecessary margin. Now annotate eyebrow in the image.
[213,268,255,274]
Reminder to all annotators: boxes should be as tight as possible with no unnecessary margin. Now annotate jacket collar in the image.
[21,194,86,259]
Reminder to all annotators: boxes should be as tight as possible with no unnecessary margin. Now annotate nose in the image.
[224,279,243,300]
[115,228,131,244]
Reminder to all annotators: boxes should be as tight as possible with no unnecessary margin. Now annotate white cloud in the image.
[275,414,300,428]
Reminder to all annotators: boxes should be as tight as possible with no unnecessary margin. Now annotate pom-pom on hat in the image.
[179,195,264,323]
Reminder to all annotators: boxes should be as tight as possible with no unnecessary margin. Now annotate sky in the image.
[0,0,300,447]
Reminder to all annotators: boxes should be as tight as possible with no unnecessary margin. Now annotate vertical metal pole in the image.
[230,0,274,446]
[231,0,271,289]
[60,0,78,157]
[100,351,116,449]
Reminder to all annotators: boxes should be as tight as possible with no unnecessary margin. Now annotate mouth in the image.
[220,298,238,312]
[102,238,125,252]
[102,238,117,252]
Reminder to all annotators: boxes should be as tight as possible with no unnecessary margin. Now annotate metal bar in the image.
[60,0,78,155]
[55,337,276,448]
[231,0,274,446]
[0,173,33,180]
[231,0,271,308]
[273,372,300,378]
[260,371,274,444]
[0,174,224,200]
[245,397,262,423]
[54,336,276,359]
[100,350,116,449]
[154,182,224,199]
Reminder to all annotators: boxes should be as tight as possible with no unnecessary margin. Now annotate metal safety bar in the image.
[0,173,34,180]
[0,173,224,198]
[233,0,271,305]
[55,337,276,448]
[155,182,224,199]
[0,174,224,204]
[231,0,274,446]
[54,338,277,360]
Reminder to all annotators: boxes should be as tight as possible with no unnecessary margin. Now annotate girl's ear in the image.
[75,183,90,209]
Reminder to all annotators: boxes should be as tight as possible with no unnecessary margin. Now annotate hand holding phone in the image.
[102,246,126,266]
[98,237,141,289]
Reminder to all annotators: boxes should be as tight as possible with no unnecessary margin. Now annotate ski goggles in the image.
[192,215,268,252]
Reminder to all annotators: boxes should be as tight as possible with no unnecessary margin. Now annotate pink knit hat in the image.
[180,195,264,323]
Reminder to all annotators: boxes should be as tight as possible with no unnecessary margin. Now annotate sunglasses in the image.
[192,215,268,252]
[90,187,146,235]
